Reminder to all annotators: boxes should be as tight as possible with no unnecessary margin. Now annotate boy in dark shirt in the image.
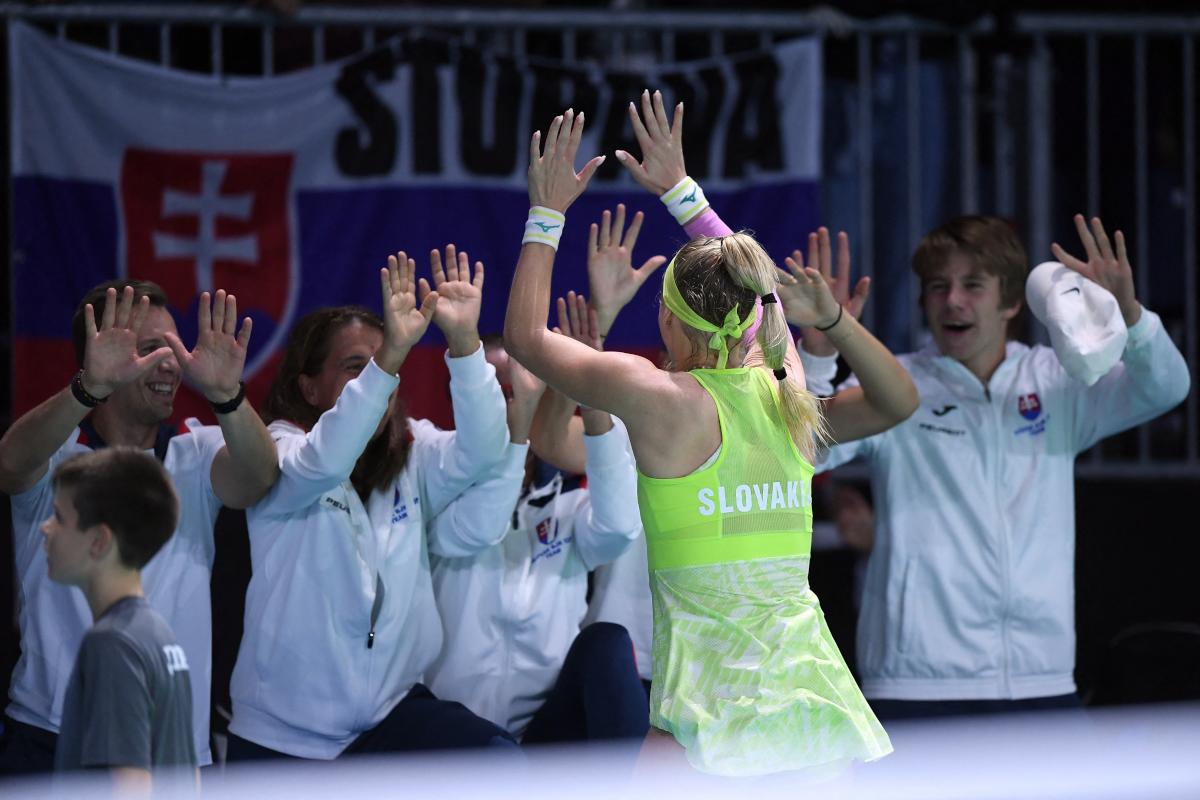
[41,448,196,790]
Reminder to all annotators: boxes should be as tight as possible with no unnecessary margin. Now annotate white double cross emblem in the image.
[152,160,258,294]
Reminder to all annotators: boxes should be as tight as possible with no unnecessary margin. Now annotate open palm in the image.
[775,236,841,330]
[528,108,605,213]
[777,228,866,328]
[587,204,667,334]
[615,89,687,195]
[165,289,250,402]
[423,245,483,338]
[82,286,173,397]
[377,251,438,374]
[1050,214,1139,325]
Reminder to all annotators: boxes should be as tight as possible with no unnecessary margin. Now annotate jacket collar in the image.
[920,340,1030,395]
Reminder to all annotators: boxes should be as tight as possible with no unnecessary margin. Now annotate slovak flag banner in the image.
[9,22,822,425]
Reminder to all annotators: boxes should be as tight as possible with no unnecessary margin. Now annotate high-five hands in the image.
[775,228,846,331]
[780,228,870,356]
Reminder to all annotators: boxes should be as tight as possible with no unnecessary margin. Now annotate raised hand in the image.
[552,290,613,431]
[505,356,546,445]
[775,230,843,331]
[164,290,250,403]
[615,89,687,195]
[782,229,870,356]
[528,108,605,214]
[509,356,547,405]
[1050,214,1140,326]
[555,291,604,351]
[80,286,174,399]
[376,252,438,375]
[587,203,668,335]
[422,245,484,355]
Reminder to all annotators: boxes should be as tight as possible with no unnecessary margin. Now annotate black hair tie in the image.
[760,294,778,305]
[815,305,844,332]
[773,367,787,380]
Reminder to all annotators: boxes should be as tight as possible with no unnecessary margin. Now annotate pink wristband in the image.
[682,207,734,239]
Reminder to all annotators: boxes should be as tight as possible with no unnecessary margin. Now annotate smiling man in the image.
[0,279,277,772]
[802,214,1190,719]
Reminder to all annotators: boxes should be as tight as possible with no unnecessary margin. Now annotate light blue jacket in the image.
[806,308,1190,700]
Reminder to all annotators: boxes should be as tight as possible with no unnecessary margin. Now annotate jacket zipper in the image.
[987,383,1014,698]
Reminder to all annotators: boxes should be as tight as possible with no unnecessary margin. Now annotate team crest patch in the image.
[1017,393,1042,421]
[536,518,558,545]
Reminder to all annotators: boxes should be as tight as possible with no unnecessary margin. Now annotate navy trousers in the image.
[0,715,57,774]
[870,692,1083,722]
[226,683,520,761]
[521,622,650,744]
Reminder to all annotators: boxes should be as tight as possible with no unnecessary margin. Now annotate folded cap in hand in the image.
[1025,261,1127,386]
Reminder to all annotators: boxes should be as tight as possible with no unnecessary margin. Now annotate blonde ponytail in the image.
[718,234,830,459]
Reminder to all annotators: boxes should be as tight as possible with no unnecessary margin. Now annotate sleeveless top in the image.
[636,367,892,776]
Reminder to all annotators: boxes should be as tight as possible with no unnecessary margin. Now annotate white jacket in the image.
[426,421,641,736]
[582,534,653,682]
[7,419,223,765]
[809,308,1190,700]
[229,346,508,758]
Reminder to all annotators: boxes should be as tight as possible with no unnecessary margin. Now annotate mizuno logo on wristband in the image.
[534,222,560,232]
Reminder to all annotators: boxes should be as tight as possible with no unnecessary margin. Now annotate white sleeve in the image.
[426,442,526,558]
[1070,307,1191,452]
[181,418,225,509]
[799,344,839,397]
[262,358,398,514]
[813,370,876,473]
[413,344,509,517]
[815,438,869,474]
[573,419,642,571]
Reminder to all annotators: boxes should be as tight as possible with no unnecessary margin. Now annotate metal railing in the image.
[1,3,1196,477]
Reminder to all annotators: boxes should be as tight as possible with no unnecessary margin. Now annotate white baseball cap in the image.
[1025,261,1127,386]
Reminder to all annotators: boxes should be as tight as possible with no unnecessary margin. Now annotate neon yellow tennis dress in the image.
[637,366,892,776]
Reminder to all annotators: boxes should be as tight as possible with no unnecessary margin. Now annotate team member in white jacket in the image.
[0,281,277,772]
[799,214,1191,718]
[226,248,518,760]
[427,298,645,742]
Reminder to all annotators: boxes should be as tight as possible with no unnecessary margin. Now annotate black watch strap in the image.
[70,370,108,408]
[210,382,246,415]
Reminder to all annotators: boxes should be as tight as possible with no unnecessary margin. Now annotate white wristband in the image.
[522,206,566,251]
[660,176,710,225]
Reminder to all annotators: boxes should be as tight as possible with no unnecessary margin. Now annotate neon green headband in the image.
[661,257,757,369]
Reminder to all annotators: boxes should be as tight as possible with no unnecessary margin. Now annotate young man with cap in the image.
[43,448,197,790]
[0,282,277,770]
[797,214,1191,719]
